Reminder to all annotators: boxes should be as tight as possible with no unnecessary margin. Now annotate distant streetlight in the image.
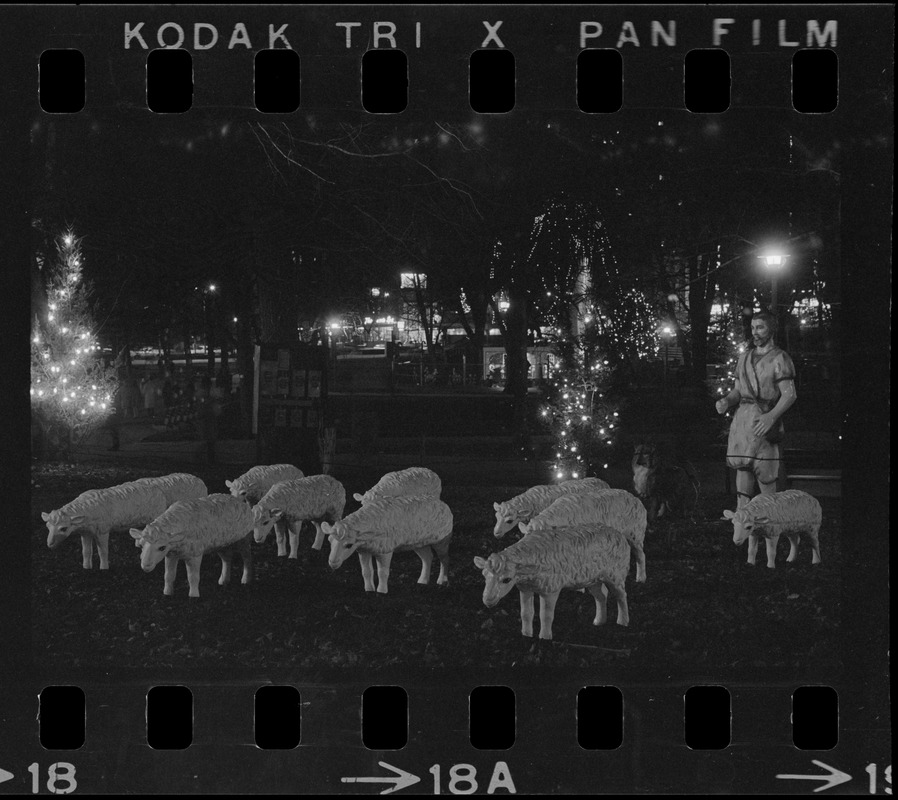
[498,299,510,313]
[758,251,788,312]
[208,283,217,293]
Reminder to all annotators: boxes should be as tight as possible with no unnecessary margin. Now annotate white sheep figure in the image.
[129,494,254,598]
[474,524,632,641]
[131,473,208,505]
[352,467,441,505]
[722,489,822,569]
[492,477,611,538]
[225,464,305,505]
[321,495,453,594]
[518,489,648,583]
[252,474,347,556]
[42,483,170,570]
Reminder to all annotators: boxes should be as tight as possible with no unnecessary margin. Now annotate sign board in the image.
[252,342,329,469]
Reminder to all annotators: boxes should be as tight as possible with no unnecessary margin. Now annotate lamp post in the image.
[758,252,788,313]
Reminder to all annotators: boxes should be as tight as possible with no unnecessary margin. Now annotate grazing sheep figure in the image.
[130,494,254,598]
[722,489,822,569]
[322,495,453,594]
[225,464,304,505]
[252,475,347,556]
[492,477,610,538]
[42,483,170,570]
[131,473,208,505]
[352,467,442,505]
[474,524,631,641]
[519,489,648,583]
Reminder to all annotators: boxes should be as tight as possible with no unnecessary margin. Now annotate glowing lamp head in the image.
[759,252,788,270]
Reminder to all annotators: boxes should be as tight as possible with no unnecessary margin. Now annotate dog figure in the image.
[632,441,700,524]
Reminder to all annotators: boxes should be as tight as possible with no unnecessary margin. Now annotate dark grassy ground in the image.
[30,460,841,684]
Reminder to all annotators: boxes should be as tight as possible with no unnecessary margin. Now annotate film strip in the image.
[4,3,892,796]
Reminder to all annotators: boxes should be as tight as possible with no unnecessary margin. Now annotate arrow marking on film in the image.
[341,761,420,795]
[0,768,14,785]
[776,760,852,792]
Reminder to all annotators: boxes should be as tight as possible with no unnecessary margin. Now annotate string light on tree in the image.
[30,227,118,458]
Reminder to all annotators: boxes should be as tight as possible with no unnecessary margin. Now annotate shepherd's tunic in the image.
[726,346,795,484]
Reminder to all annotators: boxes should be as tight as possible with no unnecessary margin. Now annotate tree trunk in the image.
[687,252,715,383]
[502,285,532,455]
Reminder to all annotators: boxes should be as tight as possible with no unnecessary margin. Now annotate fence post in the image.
[462,355,466,385]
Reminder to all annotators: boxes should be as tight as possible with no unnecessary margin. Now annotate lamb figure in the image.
[130,493,254,598]
[518,489,648,582]
[42,482,170,569]
[225,464,304,505]
[131,473,208,505]
[321,495,453,594]
[352,467,441,505]
[474,523,631,641]
[492,477,610,538]
[722,489,822,569]
[252,474,346,556]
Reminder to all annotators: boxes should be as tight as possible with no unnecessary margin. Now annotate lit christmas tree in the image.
[31,228,117,459]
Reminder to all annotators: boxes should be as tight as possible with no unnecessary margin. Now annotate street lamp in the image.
[758,252,788,312]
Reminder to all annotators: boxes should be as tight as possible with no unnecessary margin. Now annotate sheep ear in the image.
[41,512,51,522]
[518,522,530,534]
[70,515,86,525]
[493,502,501,512]
[251,505,262,521]
[754,516,769,524]
[722,510,735,520]
[225,480,233,489]
[320,521,334,535]
[353,493,364,502]
[129,529,143,540]
[269,508,284,519]
[473,556,488,569]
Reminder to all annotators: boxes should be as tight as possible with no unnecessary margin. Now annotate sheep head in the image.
[492,502,527,539]
[473,554,520,607]
[42,510,86,549]
[130,526,177,571]
[722,508,769,545]
[225,480,250,502]
[324,521,365,569]
[252,505,284,543]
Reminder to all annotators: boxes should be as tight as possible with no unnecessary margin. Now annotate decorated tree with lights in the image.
[529,199,661,481]
[31,229,117,460]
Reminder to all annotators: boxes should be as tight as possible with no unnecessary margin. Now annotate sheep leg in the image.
[374,552,393,594]
[606,581,630,626]
[786,533,800,563]
[311,521,326,551]
[538,592,560,640]
[765,535,779,569]
[414,546,433,585]
[275,519,288,557]
[747,534,760,565]
[358,551,376,592]
[287,521,300,560]
[587,583,610,626]
[631,540,647,583]
[239,535,254,584]
[518,589,535,638]
[433,538,450,586]
[163,554,179,596]
[218,549,233,585]
[185,556,203,598]
[96,532,110,570]
[80,533,94,570]
[809,531,822,565]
